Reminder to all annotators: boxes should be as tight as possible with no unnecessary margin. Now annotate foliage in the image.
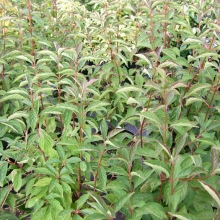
[0,0,220,219]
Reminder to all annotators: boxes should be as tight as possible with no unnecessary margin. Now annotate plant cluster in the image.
[0,0,220,219]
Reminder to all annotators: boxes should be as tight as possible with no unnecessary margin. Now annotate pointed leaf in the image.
[13,171,22,192]
[76,194,90,209]
[16,55,33,64]
[157,141,171,157]
[162,48,176,60]
[98,167,107,188]
[7,112,28,120]
[211,147,219,171]
[116,86,144,93]
[186,98,206,106]
[145,202,168,219]
[34,177,52,187]
[114,193,134,213]
[135,54,152,66]
[88,192,110,216]
[0,94,26,102]
[107,128,124,139]
[0,186,9,207]
[139,111,161,126]
[173,134,188,157]
[184,83,211,98]
[39,130,54,153]
[199,181,220,207]
[0,211,18,220]
[0,162,8,187]
[100,119,108,140]
[29,109,37,132]
[144,162,170,177]
[169,212,192,220]
[171,119,198,128]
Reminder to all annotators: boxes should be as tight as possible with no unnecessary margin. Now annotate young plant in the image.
[0,0,220,219]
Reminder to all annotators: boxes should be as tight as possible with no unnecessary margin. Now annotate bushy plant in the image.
[0,0,220,219]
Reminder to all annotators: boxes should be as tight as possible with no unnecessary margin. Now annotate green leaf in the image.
[29,109,37,132]
[184,83,211,98]
[25,178,36,196]
[61,174,74,184]
[139,111,161,126]
[182,38,203,45]
[197,138,216,146]
[107,128,124,139]
[127,97,140,105]
[108,166,128,176]
[16,55,33,64]
[46,117,56,133]
[169,212,195,220]
[0,211,18,220]
[194,210,215,220]
[7,111,28,120]
[116,86,144,93]
[56,146,65,160]
[159,61,178,68]
[166,90,175,106]
[157,141,171,157]
[116,53,128,66]
[114,193,134,213]
[37,50,58,60]
[173,133,188,157]
[48,199,63,212]
[100,119,108,140]
[144,161,170,177]
[171,182,188,211]
[171,119,198,128]
[34,168,52,175]
[26,197,39,208]
[0,186,8,207]
[211,147,219,171]
[88,192,110,217]
[67,157,81,163]
[39,129,54,154]
[145,202,168,219]
[31,206,48,220]
[199,181,220,207]
[0,162,8,187]
[175,57,189,67]
[76,194,90,209]
[63,109,72,128]
[41,106,63,115]
[58,209,74,217]
[84,213,107,220]
[144,81,161,91]
[32,15,44,27]
[45,164,57,176]
[13,171,22,192]
[135,54,152,66]
[162,48,176,60]
[185,98,206,106]
[98,166,107,188]
[170,82,187,90]
[132,170,154,189]
[0,94,26,102]
[32,73,56,82]
[80,161,87,172]
[105,180,128,190]
[196,52,220,59]
[34,177,52,186]
[86,101,110,113]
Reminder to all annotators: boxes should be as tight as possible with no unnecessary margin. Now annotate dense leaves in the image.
[0,0,220,219]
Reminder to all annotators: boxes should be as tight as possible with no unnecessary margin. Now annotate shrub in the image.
[0,0,220,219]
